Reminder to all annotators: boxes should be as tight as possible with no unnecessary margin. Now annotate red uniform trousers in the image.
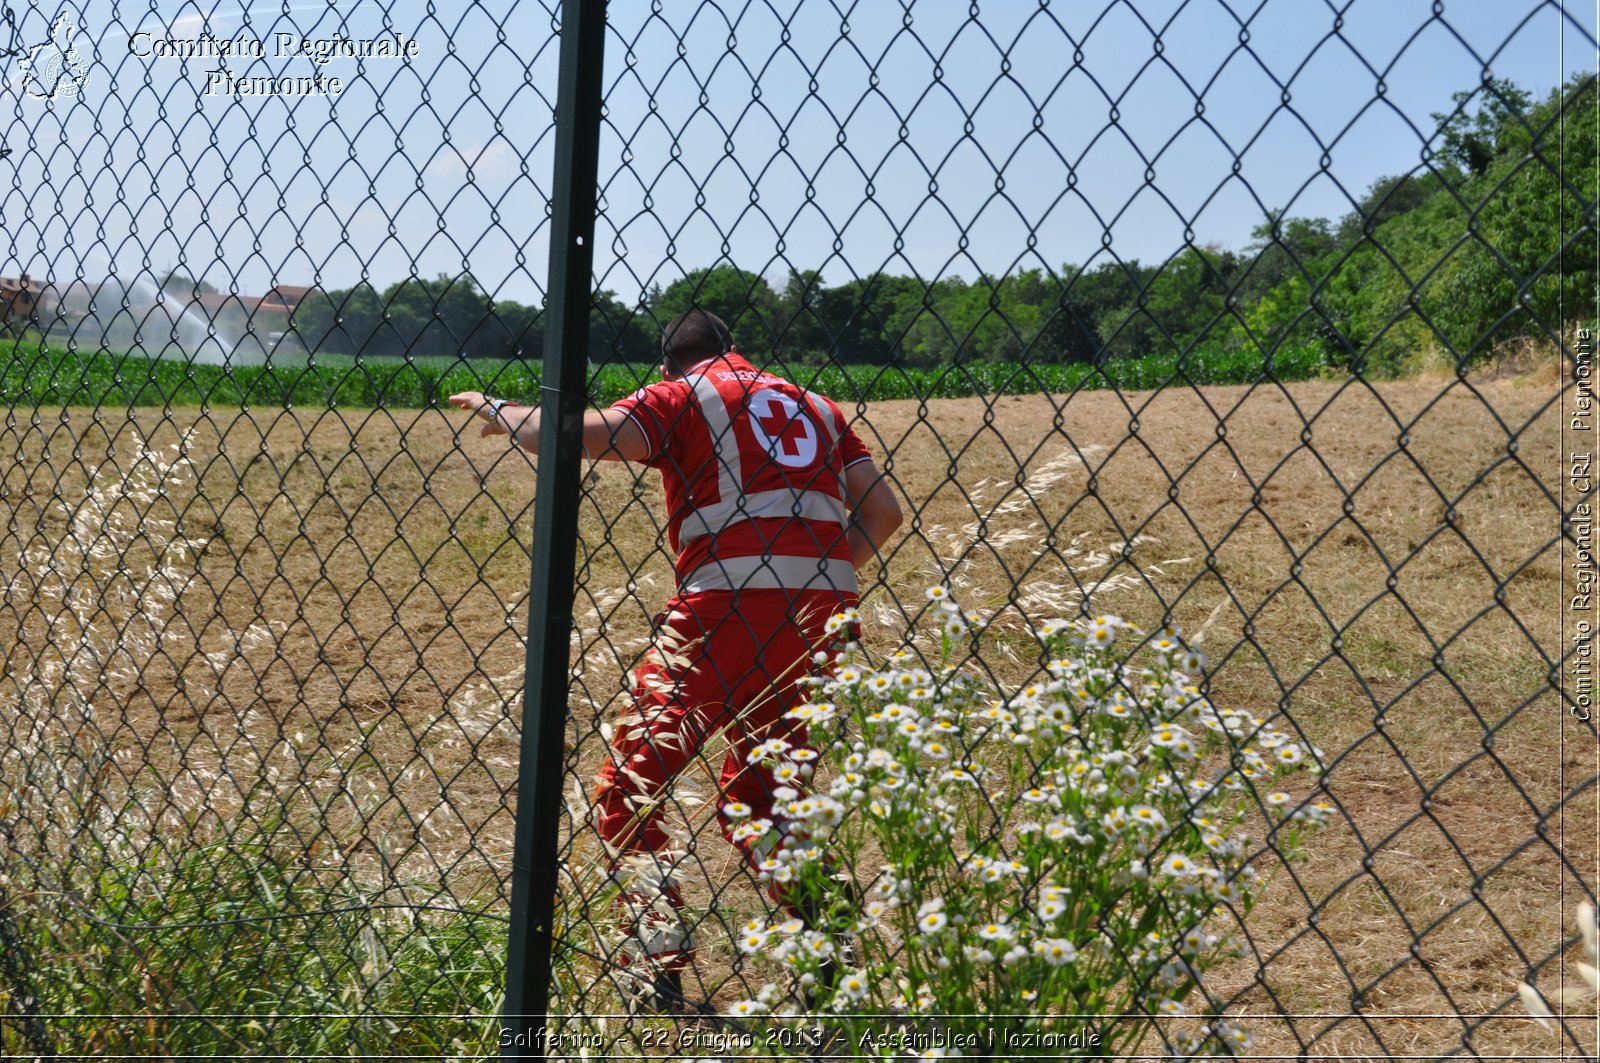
[592,586,852,972]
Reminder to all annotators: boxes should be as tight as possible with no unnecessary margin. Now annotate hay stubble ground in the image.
[7,361,1589,1058]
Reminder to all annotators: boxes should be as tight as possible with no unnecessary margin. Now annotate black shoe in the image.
[793,871,861,1011]
[617,964,685,1016]
[806,935,858,1011]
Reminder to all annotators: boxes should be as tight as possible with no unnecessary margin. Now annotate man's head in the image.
[660,309,733,378]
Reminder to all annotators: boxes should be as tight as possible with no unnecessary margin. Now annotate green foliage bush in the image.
[716,596,1330,1057]
[11,801,507,1058]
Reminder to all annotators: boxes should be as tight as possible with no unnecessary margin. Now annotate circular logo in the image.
[20,16,91,100]
[746,388,819,468]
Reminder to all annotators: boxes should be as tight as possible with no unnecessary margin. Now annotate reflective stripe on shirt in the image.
[679,554,858,596]
[678,367,849,550]
[678,487,848,544]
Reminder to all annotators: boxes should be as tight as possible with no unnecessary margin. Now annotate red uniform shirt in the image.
[610,351,872,595]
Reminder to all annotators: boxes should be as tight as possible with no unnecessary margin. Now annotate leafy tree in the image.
[773,271,924,365]
[1098,248,1236,360]
[1430,73,1596,357]
[653,266,781,361]
[1334,173,1439,245]
[1431,78,1535,177]
[1039,260,1149,363]
[481,297,541,361]
[590,290,656,366]
[1225,214,1338,355]
[377,273,490,360]
[290,283,385,357]
[278,75,1590,378]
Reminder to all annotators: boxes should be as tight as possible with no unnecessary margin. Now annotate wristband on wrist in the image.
[485,397,521,422]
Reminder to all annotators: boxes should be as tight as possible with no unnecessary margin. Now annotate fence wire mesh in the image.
[1,0,1596,1060]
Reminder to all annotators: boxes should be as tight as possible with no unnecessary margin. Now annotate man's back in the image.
[449,310,902,1014]
[611,350,870,597]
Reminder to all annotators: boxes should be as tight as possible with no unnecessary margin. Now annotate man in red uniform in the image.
[449,309,902,1013]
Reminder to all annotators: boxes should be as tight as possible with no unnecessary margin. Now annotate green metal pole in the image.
[502,1,607,1058]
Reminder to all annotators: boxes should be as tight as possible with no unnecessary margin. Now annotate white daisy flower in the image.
[1129,804,1167,830]
[977,922,1014,942]
[1214,1021,1252,1049]
[746,737,791,763]
[1033,938,1077,966]
[1161,853,1195,877]
[730,819,770,844]
[835,971,869,1001]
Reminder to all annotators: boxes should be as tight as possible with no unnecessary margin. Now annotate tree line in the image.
[289,74,1594,376]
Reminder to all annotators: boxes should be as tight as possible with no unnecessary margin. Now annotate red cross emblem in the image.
[747,389,818,468]
[757,404,809,456]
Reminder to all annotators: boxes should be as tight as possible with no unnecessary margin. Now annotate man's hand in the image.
[448,390,648,461]
[448,391,520,439]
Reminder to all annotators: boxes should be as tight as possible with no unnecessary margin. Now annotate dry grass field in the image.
[3,356,1592,1060]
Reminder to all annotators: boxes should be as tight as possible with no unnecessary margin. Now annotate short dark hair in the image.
[661,309,733,373]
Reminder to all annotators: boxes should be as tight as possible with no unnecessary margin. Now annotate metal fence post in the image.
[502,0,608,1057]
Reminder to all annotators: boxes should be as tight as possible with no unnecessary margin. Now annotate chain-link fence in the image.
[1,1,1596,1060]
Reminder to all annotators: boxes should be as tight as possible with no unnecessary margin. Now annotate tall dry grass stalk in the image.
[872,443,1192,662]
[0,427,514,1058]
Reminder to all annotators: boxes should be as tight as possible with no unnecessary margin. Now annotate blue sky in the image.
[3,1,1595,311]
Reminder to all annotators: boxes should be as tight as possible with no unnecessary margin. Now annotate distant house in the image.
[0,274,50,328]
[159,283,319,344]
[16,276,322,349]
[254,284,317,340]
[263,284,316,309]
[186,291,253,338]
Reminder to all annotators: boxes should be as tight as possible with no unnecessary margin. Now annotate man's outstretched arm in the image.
[843,459,903,569]
[448,391,651,462]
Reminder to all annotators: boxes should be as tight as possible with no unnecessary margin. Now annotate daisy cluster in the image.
[727,593,1332,1059]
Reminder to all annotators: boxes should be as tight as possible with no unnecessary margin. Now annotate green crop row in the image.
[0,338,1323,410]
